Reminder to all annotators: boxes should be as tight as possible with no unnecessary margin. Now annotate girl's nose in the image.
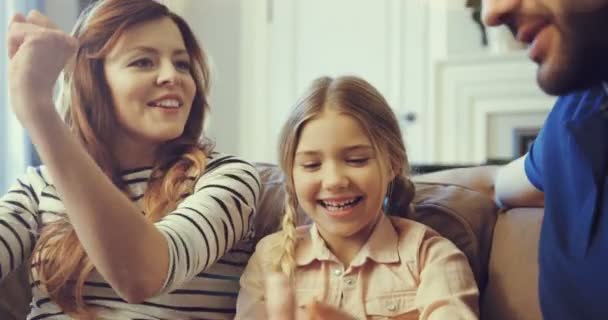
[323,167,349,191]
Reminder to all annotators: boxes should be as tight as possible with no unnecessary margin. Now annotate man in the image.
[486,1,608,319]
[422,1,608,319]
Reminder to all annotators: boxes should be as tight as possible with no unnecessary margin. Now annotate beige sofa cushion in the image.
[481,207,542,320]
[410,183,498,289]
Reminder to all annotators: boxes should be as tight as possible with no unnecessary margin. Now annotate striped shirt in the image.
[0,153,261,319]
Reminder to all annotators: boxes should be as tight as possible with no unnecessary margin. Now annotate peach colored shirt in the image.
[236,214,479,320]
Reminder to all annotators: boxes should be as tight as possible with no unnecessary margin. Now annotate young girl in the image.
[3,0,259,319]
[236,76,479,319]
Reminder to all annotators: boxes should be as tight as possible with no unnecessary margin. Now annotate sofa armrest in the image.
[413,166,500,201]
[481,208,543,320]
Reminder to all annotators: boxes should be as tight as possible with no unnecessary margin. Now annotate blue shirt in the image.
[525,84,608,319]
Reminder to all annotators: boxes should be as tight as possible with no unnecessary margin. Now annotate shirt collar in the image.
[295,214,401,267]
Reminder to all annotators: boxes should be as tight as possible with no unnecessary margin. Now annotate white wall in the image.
[44,0,79,32]
[29,1,536,166]
[0,0,73,192]
[183,0,242,155]
[447,7,485,55]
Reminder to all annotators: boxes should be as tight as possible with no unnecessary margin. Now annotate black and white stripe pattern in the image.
[0,153,260,319]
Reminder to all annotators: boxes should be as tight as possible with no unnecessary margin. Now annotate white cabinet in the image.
[240,0,430,163]
[238,0,553,165]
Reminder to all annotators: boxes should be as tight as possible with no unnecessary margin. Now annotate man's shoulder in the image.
[552,84,607,121]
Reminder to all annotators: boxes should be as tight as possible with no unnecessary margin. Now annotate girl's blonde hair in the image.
[30,0,213,317]
[274,76,415,279]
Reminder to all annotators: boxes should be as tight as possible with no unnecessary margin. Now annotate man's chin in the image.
[536,63,596,96]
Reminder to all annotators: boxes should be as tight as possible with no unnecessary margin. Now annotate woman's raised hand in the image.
[7,10,77,123]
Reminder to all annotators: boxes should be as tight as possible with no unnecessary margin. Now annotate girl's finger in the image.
[308,300,357,320]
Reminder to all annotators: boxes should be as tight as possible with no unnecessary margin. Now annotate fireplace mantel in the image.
[429,51,556,163]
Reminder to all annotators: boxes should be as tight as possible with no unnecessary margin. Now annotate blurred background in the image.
[0,0,556,192]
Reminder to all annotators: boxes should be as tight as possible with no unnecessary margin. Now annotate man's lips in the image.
[516,20,550,44]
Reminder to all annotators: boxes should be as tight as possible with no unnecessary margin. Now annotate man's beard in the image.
[536,40,606,95]
[538,5,608,95]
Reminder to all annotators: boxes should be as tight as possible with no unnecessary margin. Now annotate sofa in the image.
[0,163,543,319]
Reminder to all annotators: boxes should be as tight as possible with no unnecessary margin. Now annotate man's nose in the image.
[482,0,519,27]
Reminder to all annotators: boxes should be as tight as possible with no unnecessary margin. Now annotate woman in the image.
[2,0,259,319]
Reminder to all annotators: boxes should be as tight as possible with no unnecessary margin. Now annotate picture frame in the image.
[512,127,540,158]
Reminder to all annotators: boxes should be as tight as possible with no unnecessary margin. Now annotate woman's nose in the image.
[156,62,181,86]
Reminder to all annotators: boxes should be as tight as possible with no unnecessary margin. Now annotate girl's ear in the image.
[387,165,398,182]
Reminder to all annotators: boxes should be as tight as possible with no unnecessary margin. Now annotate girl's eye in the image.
[175,60,191,71]
[129,58,154,68]
[301,162,320,170]
[347,158,369,165]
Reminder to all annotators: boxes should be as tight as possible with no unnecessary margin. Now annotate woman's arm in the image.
[416,232,480,320]
[26,107,171,303]
[9,12,167,302]
[156,155,260,293]
[0,169,42,281]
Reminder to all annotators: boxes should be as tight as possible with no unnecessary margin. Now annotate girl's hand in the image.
[305,301,357,320]
[265,273,356,320]
[7,10,77,123]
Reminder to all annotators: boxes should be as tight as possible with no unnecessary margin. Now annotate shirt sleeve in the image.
[415,230,480,320]
[0,167,43,281]
[524,125,545,192]
[154,155,261,292]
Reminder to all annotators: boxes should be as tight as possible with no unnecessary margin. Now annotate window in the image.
[0,0,44,192]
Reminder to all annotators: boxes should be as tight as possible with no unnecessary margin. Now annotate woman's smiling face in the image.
[103,17,196,152]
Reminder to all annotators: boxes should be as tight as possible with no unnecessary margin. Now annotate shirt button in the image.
[387,304,397,312]
[333,269,342,276]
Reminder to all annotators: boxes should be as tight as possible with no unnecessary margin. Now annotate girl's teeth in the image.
[154,99,180,108]
[321,198,360,209]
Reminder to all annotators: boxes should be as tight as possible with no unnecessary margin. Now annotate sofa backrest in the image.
[0,264,30,320]
[0,163,499,318]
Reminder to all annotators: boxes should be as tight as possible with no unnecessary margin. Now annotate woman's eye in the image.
[129,58,154,68]
[175,60,191,71]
